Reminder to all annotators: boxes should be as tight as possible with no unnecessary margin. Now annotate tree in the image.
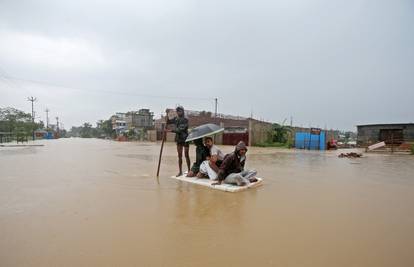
[100,119,115,138]
[0,107,39,135]
[271,123,291,144]
[80,122,93,138]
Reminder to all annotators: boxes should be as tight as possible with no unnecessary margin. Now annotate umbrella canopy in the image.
[186,123,224,142]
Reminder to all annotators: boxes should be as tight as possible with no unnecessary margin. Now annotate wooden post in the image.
[156,123,167,177]
[248,119,252,147]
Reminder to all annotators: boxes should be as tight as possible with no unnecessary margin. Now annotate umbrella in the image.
[186,123,224,142]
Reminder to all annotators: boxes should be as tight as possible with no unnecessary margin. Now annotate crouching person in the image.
[212,141,258,186]
[187,138,210,177]
[198,136,225,180]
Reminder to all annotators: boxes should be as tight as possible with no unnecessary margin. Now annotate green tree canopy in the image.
[0,107,39,134]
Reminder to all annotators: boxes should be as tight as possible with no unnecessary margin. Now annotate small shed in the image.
[357,123,414,146]
[222,127,249,146]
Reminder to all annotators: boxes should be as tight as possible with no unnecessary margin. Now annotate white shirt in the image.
[210,145,225,161]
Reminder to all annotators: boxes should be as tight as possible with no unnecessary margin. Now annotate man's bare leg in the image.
[176,144,183,177]
[184,146,191,173]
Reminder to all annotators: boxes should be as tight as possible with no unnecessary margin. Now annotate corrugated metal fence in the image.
[295,131,326,150]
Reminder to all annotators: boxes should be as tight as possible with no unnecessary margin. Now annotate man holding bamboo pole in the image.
[165,106,191,177]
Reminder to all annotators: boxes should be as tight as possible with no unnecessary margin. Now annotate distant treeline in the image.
[67,120,114,138]
[0,107,42,134]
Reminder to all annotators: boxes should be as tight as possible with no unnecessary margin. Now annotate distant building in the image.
[110,109,155,137]
[34,129,48,139]
[155,108,272,146]
[111,113,127,135]
[125,109,154,130]
[96,120,103,128]
[357,123,414,146]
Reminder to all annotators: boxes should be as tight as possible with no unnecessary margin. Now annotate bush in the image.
[411,144,414,155]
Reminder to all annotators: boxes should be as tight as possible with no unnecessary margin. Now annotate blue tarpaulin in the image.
[46,132,53,139]
[295,131,326,150]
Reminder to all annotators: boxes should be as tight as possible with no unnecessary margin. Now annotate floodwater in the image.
[1,138,414,267]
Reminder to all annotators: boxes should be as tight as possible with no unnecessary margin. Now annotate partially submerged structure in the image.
[111,109,155,136]
[155,109,272,146]
[357,123,414,149]
[125,109,154,130]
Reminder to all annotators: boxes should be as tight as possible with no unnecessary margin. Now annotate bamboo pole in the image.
[156,120,167,177]
[156,130,166,177]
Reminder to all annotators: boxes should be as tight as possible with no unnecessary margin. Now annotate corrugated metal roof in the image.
[357,123,414,127]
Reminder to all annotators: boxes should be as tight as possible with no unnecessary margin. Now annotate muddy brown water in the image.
[1,138,414,267]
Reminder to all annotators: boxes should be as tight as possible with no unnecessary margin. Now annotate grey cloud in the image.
[0,0,413,130]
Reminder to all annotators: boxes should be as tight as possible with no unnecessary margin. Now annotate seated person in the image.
[186,138,210,177]
[212,141,258,186]
[198,137,225,180]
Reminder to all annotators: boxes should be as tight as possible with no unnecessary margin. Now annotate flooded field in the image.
[1,138,414,267]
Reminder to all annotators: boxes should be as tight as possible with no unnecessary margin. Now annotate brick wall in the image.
[248,119,273,146]
[155,111,273,146]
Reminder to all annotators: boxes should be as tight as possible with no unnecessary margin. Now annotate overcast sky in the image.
[1,0,413,131]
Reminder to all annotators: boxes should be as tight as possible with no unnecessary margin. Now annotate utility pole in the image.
[56,117,59,138]
[45,108,50,128]
[214,97,218,117]
[27,96,37,140]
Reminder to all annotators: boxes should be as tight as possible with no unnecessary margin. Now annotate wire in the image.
[0,67,31,95]
[4,75,214,101]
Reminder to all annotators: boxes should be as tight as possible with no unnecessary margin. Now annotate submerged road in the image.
[1,138,414,266]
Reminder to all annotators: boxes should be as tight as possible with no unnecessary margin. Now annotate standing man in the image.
[166,106,191,177]
[213,141,258,186]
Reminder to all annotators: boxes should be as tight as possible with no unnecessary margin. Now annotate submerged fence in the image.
[0,132,29,143]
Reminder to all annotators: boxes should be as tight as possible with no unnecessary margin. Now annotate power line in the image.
[0,67,30,94]
[0,73,21,92]
[3,70,221,124]
[5,75,213,101]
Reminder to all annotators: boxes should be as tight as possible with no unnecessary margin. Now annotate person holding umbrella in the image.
[198,136,225,180]
[166,106,191,177]
[184,123,225,178]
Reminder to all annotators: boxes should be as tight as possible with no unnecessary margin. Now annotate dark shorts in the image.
[177,142,189,148]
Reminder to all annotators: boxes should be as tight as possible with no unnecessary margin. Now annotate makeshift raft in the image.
[170,174,263,192]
